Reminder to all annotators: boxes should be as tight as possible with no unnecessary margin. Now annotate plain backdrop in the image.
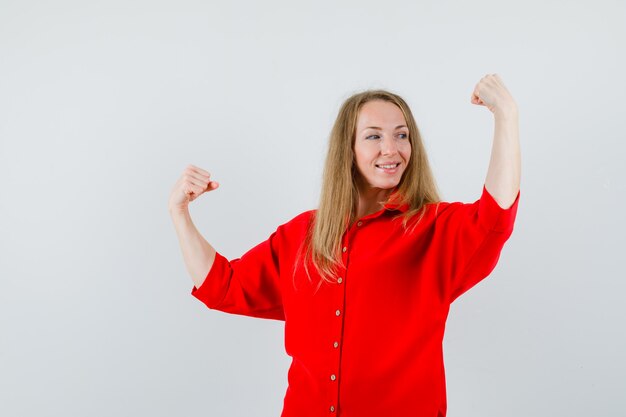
[1,0,624,416]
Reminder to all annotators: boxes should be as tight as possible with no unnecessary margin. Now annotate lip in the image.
[375,162,401,174]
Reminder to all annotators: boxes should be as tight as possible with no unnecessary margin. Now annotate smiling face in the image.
[353,99,411,193]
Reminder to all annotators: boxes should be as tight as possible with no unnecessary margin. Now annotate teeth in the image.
[377,163,399,169]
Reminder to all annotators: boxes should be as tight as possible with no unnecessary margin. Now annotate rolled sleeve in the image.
[434,185,520,302]
[191,251,232,308]
[477,184,520,233]
[191,228,285,321]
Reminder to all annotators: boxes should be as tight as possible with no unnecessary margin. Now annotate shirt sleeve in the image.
[433,184,520,303]
[190,227,285,321]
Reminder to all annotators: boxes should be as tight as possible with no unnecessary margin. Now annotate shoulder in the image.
[275,209,316,237]
[418,200,457,221]
[424,188,493,219]
[404,198,475,232]
[426,185,520,233]
[287,209,316,224]
[279,209,315,227]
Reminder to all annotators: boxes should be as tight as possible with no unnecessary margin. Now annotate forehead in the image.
[356,100,406,129]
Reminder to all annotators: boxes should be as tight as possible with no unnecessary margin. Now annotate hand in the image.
[168,164,219,211]
[471,74,517,116]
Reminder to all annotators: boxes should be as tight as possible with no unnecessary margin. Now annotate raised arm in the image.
[168,164,220,289]
[471,73,521,208]
[168,164,285,320]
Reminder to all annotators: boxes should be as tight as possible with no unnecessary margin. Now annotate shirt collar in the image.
[383,201,410,212]
[382,188,409,213]
[356,189,409,223]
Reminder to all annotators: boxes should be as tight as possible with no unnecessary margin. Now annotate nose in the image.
[380,135,398,156]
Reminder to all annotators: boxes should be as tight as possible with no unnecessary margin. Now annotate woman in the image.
[168,73,521,417]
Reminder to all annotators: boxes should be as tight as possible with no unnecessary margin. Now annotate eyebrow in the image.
[363,125,407,131]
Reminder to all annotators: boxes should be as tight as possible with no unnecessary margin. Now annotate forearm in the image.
[484,106,521,209]
[169,207,217,289]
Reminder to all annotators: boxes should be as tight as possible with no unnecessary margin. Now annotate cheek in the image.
[353,149,367,174]
[354,143,377,166]
[400,143,412,161]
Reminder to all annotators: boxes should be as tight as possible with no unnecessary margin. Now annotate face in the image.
[354,100,411,192]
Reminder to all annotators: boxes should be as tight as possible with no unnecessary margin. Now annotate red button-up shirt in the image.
[191,184,520,417]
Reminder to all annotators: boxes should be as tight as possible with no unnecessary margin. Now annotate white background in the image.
[1,0,624,416]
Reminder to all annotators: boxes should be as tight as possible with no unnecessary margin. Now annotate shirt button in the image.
[330,405,335,412]
[335,309,341,316]
[342,246,347,252]
[330,374,336,381]
[337,277,343,284]
[357,221,363,226]
[333,341,339,348]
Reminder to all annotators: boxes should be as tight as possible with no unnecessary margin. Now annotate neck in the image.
[354,180,395,221]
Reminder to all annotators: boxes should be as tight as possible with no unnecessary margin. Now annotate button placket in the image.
[329,233,352,414]
[331,281,344,413]
[330,278,343,408]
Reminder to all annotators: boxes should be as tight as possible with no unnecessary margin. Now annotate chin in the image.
[373,179,401,189]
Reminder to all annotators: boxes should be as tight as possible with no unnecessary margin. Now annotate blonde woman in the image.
[169,74,520,417]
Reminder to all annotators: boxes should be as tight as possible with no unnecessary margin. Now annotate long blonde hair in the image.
[299,89,441,288]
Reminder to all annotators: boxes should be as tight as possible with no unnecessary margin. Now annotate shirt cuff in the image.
[478,184,520,233]
[191,251,230,308]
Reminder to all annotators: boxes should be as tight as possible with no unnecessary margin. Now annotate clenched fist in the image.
[168,164,219,211]
[471,73,517,116]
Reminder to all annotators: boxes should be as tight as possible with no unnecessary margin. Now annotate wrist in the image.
[493,103,519,120]
[169,204,190,217]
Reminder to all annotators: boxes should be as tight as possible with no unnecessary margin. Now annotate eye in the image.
[398,133,408,139]
[365,134,380,140]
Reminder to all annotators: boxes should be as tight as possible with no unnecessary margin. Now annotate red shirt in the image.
[191,184,520,417]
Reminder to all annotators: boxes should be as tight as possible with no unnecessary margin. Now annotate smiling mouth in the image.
[375,163,400,169]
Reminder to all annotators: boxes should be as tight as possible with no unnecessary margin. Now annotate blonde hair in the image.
[298,89,441,289]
